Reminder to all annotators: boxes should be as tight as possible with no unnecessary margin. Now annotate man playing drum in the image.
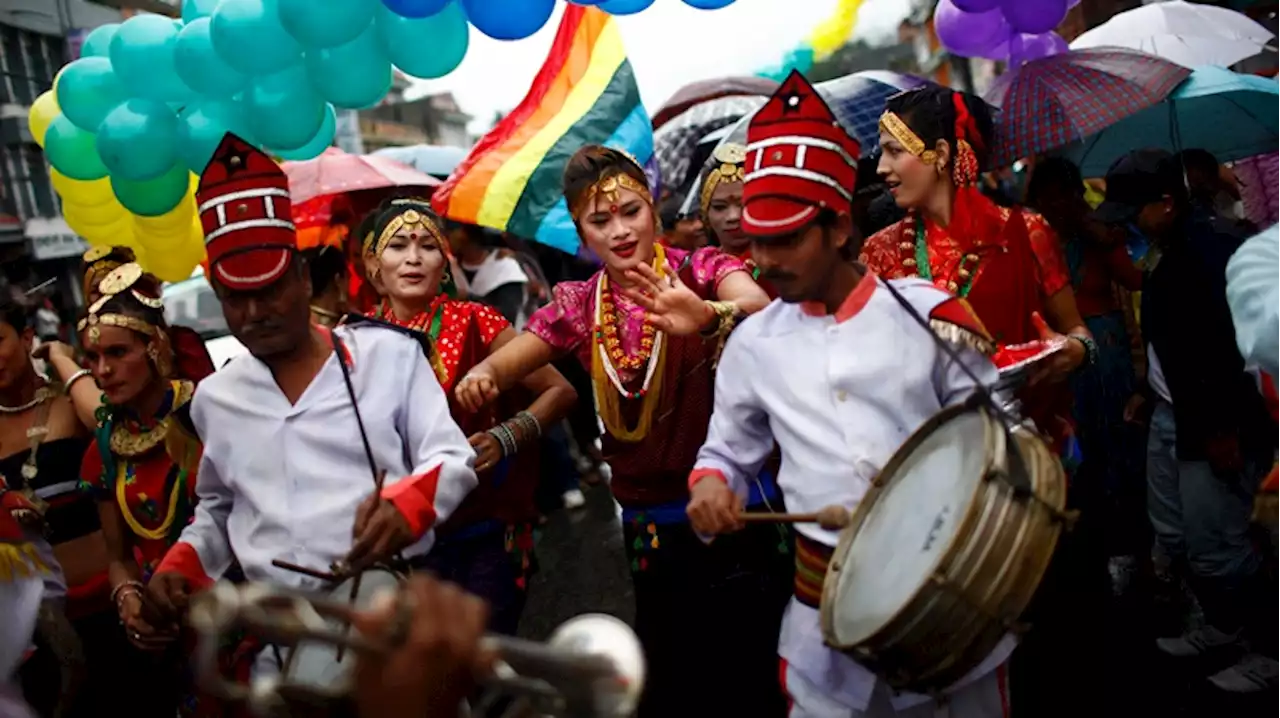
[682,72,1013,718]
[146,134,479,678]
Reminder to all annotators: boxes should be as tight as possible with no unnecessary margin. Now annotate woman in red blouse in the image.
[860,86,1104,718]
[361,198,576,635]
[860,87,1093,456]
[76,262,213,717]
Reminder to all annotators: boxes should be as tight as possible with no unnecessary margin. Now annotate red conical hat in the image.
[196,134,296,290]
[742,70,861,237]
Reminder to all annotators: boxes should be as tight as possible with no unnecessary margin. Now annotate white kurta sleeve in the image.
[155,399,233,586]
[690,332,773,497]
[381,342,479,539]
[1226,226,1280,378]
[934,343,1000,409]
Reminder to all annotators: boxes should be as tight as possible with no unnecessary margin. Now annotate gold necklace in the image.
[108,380,194,458]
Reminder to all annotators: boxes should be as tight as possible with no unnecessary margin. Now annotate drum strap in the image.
[330,330,380,485]
[876,274,1034,498]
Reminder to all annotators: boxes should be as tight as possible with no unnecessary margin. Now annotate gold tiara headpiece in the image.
[700,143,747,218]
[571,172,653,221]
[370,207,450,258]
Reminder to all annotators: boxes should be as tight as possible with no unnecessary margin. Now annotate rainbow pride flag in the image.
[432,6,654,254]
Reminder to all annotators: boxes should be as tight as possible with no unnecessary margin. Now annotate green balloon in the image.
[44,114,108,180]
[110,164,189,216]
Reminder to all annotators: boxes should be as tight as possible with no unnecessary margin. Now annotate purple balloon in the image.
[953,0,1000,11]
[1007,31,1069,67]
[1000,0,1068,35]
[935,0,1011,58]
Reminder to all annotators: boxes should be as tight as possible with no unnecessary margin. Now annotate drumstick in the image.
[338,469,388,661]
[272,559,343,583]
[739,505,851,532]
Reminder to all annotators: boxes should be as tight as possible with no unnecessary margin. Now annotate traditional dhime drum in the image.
[819,401,1070,693]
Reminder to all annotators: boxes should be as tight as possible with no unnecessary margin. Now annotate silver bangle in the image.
[63,368,92,392]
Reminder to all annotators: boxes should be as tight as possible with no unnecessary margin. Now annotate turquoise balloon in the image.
[275,104,336,160]
[376,1,468,79]
[96,99,180,182]
[55,57,126,131]
[245,65,326,150]
[182,0,222,23]
[109,14,193,103]
[111,164,190,217]
[175,18,250,98]
[279,0,375,49]
[304,25,392,109]
[177,100,256,173]
[80,23,118,59]
[44,115,108,180]
[211,0,303,76]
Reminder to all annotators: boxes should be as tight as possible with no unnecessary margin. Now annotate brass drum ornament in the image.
[818,403,1070,693]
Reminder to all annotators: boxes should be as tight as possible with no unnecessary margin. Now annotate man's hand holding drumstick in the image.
[688,474,852,536]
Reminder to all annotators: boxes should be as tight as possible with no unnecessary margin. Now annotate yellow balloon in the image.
[61,199,127,228]
[140,234,203,283]
[28,91,60,148]
[51,170,117,208]
[68,212,133,247]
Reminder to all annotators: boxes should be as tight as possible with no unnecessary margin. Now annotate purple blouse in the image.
[526,246,746,382]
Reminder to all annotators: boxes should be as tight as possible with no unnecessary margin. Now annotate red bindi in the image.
[409,232,419,240]
[610,204,619,213]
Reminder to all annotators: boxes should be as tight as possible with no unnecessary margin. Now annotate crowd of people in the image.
[0,70,1276,718]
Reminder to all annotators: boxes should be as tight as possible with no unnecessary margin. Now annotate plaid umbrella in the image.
[983,48,1191,168]
[654,95,765,198]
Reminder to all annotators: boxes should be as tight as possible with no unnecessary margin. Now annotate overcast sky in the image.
[409,0,913,131]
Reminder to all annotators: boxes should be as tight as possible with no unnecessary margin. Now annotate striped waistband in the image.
[794,534,834,609]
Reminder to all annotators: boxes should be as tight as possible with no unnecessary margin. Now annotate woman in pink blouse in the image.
[455,145,791,718]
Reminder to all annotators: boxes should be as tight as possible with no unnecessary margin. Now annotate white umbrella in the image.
[1070,0,1275,68]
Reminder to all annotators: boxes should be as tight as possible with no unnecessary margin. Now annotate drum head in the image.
[285,569,402,690]
[827,408,990,647]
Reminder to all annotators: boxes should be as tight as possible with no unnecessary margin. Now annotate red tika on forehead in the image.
[195,134,297,291]
[741,70,862,238]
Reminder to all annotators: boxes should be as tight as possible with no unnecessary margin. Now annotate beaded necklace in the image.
[112,380,194,543]
[911,216,981,298]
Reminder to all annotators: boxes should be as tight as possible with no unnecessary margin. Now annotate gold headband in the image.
[571,172,653,222]
[370,207,449,258]
[699,143,746,219]
[879,111,938,166]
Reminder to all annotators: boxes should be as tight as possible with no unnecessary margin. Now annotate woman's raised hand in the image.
[615,261,714,336]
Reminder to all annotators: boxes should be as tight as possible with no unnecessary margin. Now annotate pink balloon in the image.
[1000,0,1068,35]
[935,0,1012,58]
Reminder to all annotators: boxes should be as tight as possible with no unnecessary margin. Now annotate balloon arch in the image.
[28,0,739,280]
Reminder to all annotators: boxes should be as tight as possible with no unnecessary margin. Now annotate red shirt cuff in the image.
[155,542,213,591]
[688,467,729,492]
[382,465,442,539]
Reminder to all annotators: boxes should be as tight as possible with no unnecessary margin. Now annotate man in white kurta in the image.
[148,134,477,677]
[686,71,1012,718]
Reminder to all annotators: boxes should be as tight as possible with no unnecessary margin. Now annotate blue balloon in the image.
[44,115,108,181]
[279,0,376,49]
[175,18,251,98]
[109,14,194,103]
[597,0,654,15]
[96,99,180,182]
[182,0,222,23]
[376,2,468,79]
[568,1,605,5]
[304,24,392,109]
[682,0,736,7]
[55,57,127,131]
[459,0,554,40]
[80,23,118,59]
[275,104,336,160]
[211,0,303,76]
[176,100,256,173]
[244,65,327,150]
[381,0,451,17]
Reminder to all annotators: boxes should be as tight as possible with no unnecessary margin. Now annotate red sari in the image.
[862,205,1078,455]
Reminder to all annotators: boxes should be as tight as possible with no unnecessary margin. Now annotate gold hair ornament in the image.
[571,172,653,222]
[700,143,747,220]
[77,263,173,377]
[879,111,938,166]
[371,208,449,259]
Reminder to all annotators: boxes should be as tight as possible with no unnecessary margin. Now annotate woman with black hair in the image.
[302,245,350,328]
[861,86,1101,718]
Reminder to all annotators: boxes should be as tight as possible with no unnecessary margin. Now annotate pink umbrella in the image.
[281,146,441,204]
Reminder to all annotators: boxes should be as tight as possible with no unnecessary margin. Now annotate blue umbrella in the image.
[1063,65,1278,177]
